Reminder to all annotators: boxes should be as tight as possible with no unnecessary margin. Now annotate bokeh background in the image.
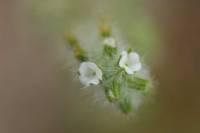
[0,0,200,133]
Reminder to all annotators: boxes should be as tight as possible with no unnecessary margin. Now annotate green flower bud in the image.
[105,89,115,102]
[111,81,121,100]
[103,45,117,57]
[74,47,88,62]
[119,97,133,114]
[100,25,111,38]
[105,82,121,102]
[127,47,134,53]
[127,77,149,94]
[65,33,78,47]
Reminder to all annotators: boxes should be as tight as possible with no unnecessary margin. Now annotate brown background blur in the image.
[0,0,200,133]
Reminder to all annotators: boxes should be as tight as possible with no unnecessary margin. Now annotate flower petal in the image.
[79,62,102,86]
[103,37,116,47]
[119,51,142,74]
[119,51,128,68]
[129,52,140,63]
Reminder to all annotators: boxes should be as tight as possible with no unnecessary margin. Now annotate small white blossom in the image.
[103,37,116,47]
[119,51,142,74]
[79,62,102,86]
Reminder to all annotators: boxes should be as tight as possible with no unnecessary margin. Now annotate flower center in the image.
[125,61,132,67]
[86,69,97,78]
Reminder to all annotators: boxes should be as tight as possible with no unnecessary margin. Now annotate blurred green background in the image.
[0,0,200,133]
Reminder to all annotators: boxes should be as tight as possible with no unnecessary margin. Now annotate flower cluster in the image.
[65,25,152,114]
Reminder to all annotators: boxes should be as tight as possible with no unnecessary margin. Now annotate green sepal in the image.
[127,47,134,53]
[111,81,121,100]
[103,45,117,57]
[105,89,115,102]
[104,81,121,102]
[126,77,149,94]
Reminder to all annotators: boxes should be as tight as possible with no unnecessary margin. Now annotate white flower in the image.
[79,62,103,86]
[103,37,116,47]
[119,51,142,74]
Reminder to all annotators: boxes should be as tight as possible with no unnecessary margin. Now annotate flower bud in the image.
[119,98,133,114]
[65,33,78,47]
[103,38,118,57]
[100,25,111,37]
[74,47,88,62]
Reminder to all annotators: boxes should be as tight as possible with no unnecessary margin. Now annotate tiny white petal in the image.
[103,37,116,47]
[119,51,128,68]
[79,62,102,86]
[119,51,142,74]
